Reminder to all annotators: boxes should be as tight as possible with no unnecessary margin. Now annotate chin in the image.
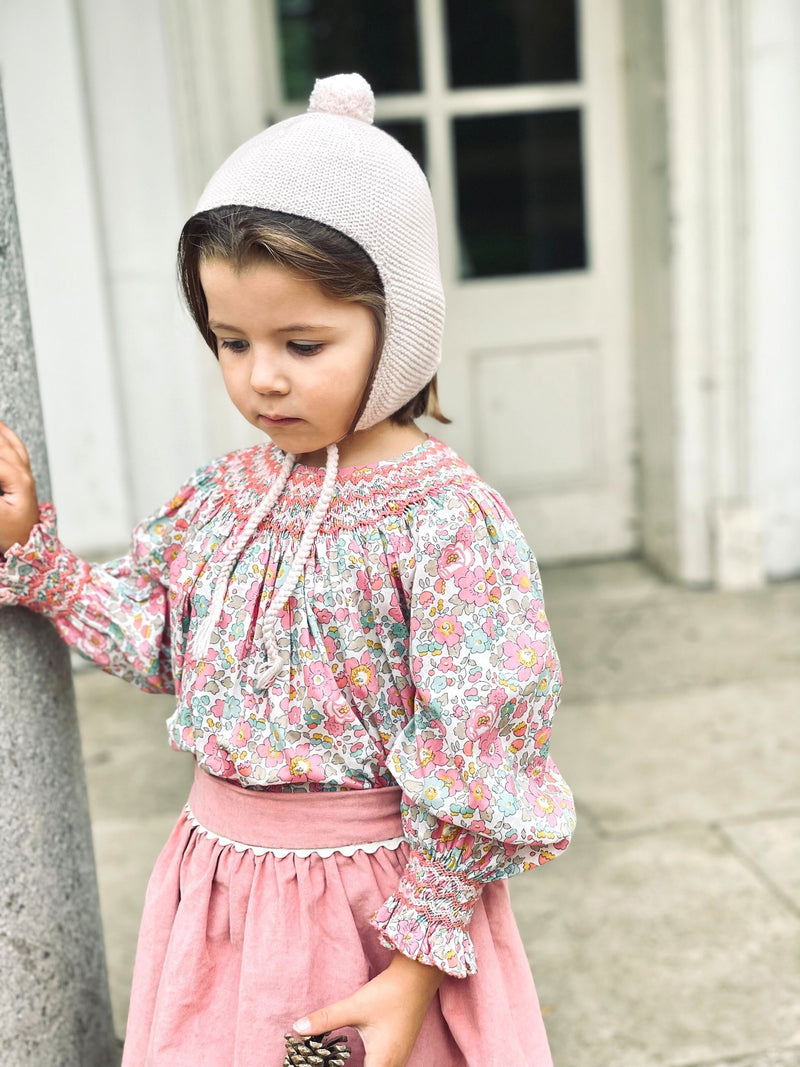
[257,425,325,455]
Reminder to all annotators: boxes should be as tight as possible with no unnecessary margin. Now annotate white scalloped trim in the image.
[184,804,406,858]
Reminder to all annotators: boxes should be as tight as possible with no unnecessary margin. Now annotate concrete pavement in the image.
[74,558,800,1066]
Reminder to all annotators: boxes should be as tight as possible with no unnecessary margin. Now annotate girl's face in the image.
[201,257,376,460]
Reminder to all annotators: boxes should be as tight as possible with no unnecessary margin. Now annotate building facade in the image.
[1,0,798,587]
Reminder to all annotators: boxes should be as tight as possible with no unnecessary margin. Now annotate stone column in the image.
[0,84,119,1065]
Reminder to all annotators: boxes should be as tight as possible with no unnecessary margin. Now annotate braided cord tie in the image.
[256,442,339,688]
[194,448,296,660]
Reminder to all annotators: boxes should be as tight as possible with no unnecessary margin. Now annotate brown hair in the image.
[177,206,450,430]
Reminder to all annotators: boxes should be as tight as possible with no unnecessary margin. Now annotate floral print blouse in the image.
[0,434,575,977]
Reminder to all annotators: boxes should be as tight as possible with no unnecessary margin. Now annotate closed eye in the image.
[289,342,323,356]
[219,338,249,354]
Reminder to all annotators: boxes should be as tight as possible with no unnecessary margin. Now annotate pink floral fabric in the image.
[0,435,575,976]
[372,849,483,975]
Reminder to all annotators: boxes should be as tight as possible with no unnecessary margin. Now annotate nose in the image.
[249,346,290,395]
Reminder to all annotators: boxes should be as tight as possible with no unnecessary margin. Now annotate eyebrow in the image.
[207,321,243,332]
[207,320,333,333]
[276,324,333,333]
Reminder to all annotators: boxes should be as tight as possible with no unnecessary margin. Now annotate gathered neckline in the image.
[273,434,444,482]
[224,433,475,534]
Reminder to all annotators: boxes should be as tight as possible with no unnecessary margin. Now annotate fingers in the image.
[0,422,39,553]
[0,421,35,497]
[0,452,34,496]
[293,994,361,1038]
[0,420,31,466]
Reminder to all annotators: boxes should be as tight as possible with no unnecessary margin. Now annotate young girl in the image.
[0,74,575,1067]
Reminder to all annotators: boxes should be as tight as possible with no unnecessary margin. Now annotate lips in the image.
[259,414,301,425]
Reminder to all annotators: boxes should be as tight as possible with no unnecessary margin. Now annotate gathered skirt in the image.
[121,761,553,1067]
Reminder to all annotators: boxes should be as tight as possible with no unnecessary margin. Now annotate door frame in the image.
[622,0,762,587]
[163,0,764,587]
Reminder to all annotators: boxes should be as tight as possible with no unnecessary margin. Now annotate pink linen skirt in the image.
[121,761,553,1067]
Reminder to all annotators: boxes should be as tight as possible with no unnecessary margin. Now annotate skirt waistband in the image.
[186,761,405,855]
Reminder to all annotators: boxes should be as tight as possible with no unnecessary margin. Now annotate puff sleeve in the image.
[372,484,576,977]
[0,459,220,694]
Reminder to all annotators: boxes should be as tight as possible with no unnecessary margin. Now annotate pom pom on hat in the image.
[308,73,375,125]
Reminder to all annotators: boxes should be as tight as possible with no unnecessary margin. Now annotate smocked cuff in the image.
[370,848,482,978]
[0,502,86,612]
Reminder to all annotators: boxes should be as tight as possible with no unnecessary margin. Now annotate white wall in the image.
[0,0,230,556]
[621,0,679,580]
[625,0,798,586]
[75,0,212,525]
[745,0,800,579]
[0,0,130,553]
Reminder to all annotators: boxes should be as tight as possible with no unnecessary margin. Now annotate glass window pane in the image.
[454,110,587,279]
[446,0,579,88]
[278,0,420,100]
[378,120,427,175]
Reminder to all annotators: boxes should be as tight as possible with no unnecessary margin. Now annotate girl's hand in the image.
[0,421,40,556]
[292,951,444,1067]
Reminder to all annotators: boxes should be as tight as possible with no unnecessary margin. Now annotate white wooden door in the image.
[259,0,635,563]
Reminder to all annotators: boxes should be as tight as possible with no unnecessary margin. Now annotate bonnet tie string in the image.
[194,448,297,661]
[255,442,339,688]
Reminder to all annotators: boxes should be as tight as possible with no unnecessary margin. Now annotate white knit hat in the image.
[196,72,445,433]
[192,74,445,689]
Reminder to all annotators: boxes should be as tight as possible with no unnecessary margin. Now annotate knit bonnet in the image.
[192,73,445,688]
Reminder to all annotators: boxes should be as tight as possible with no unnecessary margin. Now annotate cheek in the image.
[333,364,373,416]
[220,363,248,402]
[341,335,378,399]
[306,357,371,404]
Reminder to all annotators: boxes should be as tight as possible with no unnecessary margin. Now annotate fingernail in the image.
[293,1017,311,1035]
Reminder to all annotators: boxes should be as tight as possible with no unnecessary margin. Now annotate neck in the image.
[297,420,427,468]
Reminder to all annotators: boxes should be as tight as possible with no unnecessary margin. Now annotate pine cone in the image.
[283,1031,352,1066]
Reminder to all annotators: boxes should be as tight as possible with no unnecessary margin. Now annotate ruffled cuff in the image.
[0,502,86,612]
[371,848,482,978]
